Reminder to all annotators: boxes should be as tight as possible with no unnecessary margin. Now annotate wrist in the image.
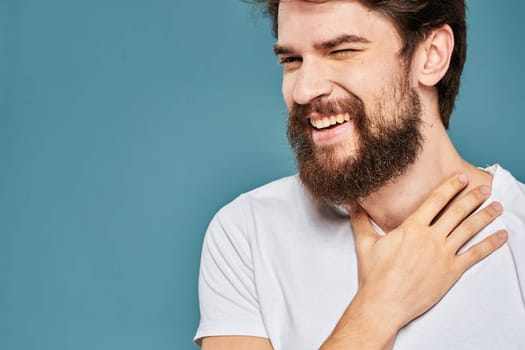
[347,291,404,338]
[321,292,403,350]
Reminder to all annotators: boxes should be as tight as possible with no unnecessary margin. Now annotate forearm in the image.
[320,292,402,350]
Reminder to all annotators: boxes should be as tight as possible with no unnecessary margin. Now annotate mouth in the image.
[308,112,353,145]
[309,113,351,130]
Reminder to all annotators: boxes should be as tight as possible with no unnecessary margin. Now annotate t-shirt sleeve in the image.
[194,198,268,344]
[509,182,525,302]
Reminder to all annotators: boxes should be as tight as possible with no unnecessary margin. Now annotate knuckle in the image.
[468,245,485,262]
[476,207,497,224]
[478,211,494,224]
[460,219,476,234]
[471,208,494,226]
[450,205,468,219]
[483,204,499,218]
[470,187,487,201]
[430,191,448,205]
[449,175,464,187]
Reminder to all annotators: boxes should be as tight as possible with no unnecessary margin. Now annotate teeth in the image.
[310,113,351,130]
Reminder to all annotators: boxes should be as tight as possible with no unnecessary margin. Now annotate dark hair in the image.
[249,0,467,128]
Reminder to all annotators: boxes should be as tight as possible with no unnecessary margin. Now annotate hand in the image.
[349,174,508,330]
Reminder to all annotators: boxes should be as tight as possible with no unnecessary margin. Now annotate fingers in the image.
[415,174,469,225]
[348,205,378,252]
[432,185,492,235]
[447,201,503,252]
[456,229,508,271]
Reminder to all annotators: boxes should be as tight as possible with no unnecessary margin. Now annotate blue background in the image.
[2,1,524,349]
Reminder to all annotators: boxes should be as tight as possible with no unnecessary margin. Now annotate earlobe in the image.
[419,25,454,87]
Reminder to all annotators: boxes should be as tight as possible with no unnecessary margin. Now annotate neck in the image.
[358,120,493,233]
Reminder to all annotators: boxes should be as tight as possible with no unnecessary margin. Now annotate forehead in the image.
[277,0,401,48]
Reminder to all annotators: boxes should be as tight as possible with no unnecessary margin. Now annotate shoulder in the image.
[489,165,525,242]
[214,175,309,222]
[490,165,525,221]
[207,175,313,239]
[242,174,304,204]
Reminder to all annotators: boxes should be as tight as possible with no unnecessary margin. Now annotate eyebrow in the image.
[314,34,371,50]
[273,34,371,56]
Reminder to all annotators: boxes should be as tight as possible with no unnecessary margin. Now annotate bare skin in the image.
[201,336,273,350]
[201,1,508,348]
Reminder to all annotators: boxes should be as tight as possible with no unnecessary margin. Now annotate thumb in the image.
[346,205,380,252]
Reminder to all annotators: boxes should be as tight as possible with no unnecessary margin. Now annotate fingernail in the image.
[491,202,503,212]
[459,174,468,183]
[480,185,491,195]
[498,231,508,240]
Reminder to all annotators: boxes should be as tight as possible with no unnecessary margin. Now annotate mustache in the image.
[291,99,345,119]
[289,95,368,134]
[289,95,366,120]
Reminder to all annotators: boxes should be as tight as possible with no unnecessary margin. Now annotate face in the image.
[276,0,424,205]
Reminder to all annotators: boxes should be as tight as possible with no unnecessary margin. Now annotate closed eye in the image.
[279,56,302,65]
[331,48,361,58]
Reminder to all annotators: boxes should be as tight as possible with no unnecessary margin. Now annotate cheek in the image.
[281,75,295,110]
[341,74,373,101]
[339,71,392,114]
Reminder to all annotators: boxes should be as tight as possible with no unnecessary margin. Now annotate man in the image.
[195,1,525,349]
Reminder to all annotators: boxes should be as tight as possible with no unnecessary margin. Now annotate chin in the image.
[315,143,357,168]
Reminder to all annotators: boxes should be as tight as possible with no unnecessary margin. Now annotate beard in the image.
[287,75,424,206]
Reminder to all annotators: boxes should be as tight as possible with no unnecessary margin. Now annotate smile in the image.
[309,113,351,130]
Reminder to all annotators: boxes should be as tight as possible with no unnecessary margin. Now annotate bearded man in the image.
[194,1,525,349]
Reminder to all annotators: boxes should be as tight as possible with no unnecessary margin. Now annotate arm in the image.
[195,198,272,348]
[320,174,507,349]
[201,336,273,350]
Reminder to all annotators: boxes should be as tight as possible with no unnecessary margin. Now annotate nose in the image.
[292,59,333,105]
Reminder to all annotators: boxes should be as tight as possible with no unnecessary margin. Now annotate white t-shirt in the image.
[195,165,525,349]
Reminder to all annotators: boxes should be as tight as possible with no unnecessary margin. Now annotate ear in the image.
[416,25,454,87]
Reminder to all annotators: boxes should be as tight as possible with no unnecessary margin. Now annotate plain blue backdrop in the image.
[2,1,524,349]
